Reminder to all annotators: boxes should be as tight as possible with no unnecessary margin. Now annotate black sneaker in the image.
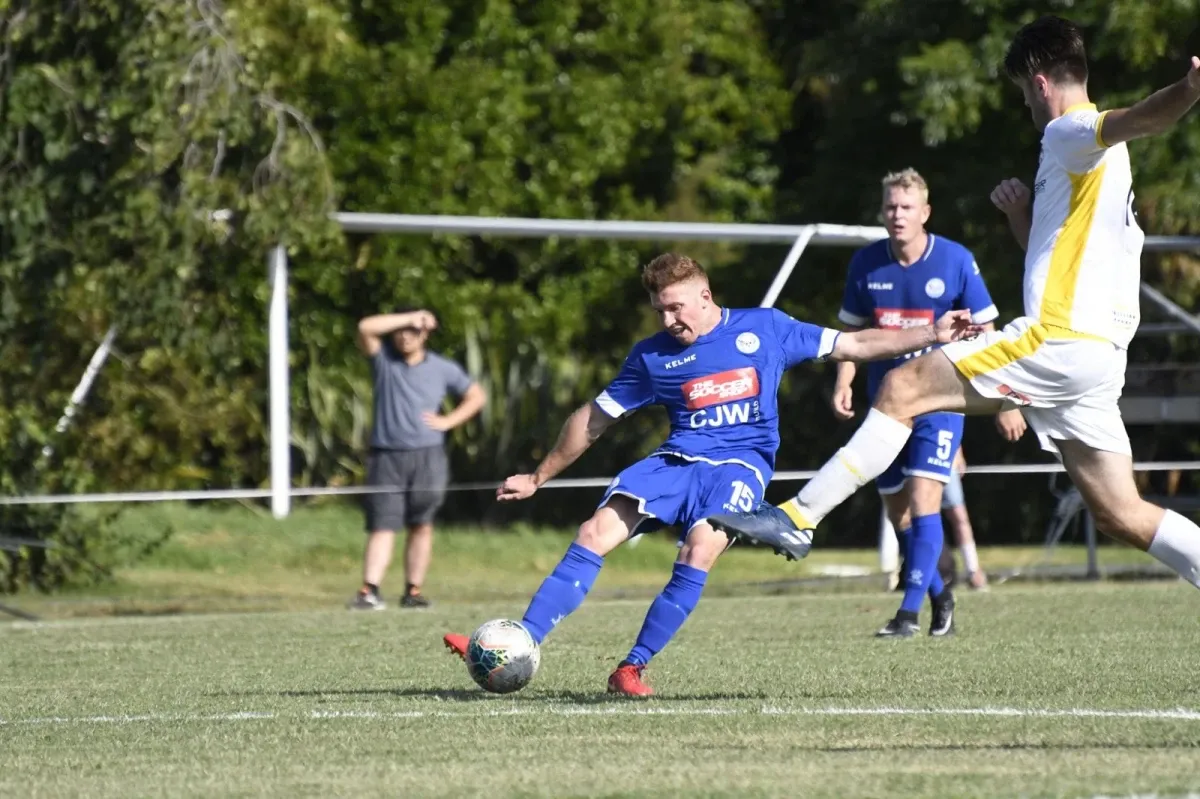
[400,593,431,609]
[929,591,955,637]
[875,616,920,638]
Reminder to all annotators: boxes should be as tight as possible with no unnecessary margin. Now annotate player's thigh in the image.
[677,522,731,572]
[875,350,1002,420]
[1058,440,1164,550]
[583,456,678,554]
[578,494,649,555]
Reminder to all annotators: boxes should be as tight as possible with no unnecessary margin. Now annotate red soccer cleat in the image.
[607,662,654,697]
[443,633,468,660]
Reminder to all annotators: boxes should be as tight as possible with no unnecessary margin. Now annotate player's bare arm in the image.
[356,310,437,356]
[497,401,618,501]
[1099,57,1200,145]
[831,310,982,362]
[832,325,862,420]
[989,178,1032,251]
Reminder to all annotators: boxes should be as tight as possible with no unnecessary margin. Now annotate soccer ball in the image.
[466,619,541,694]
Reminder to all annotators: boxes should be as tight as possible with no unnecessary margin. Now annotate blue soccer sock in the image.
[626,563,708,666]
[520,543,604,644]
[899,513,945,615]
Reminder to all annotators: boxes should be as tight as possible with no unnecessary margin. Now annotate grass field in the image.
[2,505,1198,797]
[4,503,1167,619]
[4,580,1200,797]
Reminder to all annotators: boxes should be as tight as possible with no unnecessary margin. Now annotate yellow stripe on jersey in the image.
[1039,162,1106,329]
[1095,109,1110,148]
[953,324,1047,381]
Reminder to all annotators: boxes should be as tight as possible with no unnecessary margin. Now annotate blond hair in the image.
[641,253,708,294]
[881,168,929,204]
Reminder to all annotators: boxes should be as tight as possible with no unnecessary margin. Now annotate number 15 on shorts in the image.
[725,480,755,513]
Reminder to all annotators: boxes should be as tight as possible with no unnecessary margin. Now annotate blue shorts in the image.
[600,452,767,539]
[877,412,964,495]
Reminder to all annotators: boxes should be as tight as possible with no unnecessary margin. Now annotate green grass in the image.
[3,582,1200,797]
[6,503,1165,619]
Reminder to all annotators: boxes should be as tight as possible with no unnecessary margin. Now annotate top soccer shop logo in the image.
[873,308,934,329]
[682,367,761,429]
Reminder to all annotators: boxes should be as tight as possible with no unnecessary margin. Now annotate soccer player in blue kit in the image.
[443,253,983,695]
[831,169,1023,637]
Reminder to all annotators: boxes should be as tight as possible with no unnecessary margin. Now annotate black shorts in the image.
[363,447,449,532]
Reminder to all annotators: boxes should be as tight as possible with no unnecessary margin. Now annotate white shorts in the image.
[940,316,1131,457]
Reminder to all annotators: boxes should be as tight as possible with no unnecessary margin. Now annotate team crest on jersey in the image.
[874,308,934,329]
[924,278,945,299]
[735,332,760,354]
[682,367,760,410]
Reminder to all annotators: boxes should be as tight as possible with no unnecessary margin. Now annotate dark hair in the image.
[641,253,708,294]
[1004,15,1089,85]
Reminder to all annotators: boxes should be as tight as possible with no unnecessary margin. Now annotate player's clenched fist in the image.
[990,178,1031,215]
[497,473,539,502]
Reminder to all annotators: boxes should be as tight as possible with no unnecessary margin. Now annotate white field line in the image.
[4,705,1200,727]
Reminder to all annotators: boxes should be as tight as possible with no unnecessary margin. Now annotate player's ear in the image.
[921,204,931,225]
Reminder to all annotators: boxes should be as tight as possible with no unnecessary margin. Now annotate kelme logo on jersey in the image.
[682,368,760,410]
[873,308,934,329]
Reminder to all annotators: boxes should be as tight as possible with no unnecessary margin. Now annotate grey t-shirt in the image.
[370,344,474,450]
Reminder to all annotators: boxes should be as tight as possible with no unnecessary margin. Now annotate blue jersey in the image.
[595,307,839,481]
[838,234,998,399]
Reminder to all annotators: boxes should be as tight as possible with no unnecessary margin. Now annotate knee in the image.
[1087,499,1162,550]
[908,482,944,518]
[575,514,625,556]
[677,525,727,571]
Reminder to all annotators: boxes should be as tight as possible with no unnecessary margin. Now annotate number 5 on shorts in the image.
[936,430,954,461]
[727,480,755,512]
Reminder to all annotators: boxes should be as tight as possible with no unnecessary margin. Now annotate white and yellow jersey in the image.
[1025,103,1144,348]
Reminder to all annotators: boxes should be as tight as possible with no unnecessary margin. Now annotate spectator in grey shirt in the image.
[349,307,486,610]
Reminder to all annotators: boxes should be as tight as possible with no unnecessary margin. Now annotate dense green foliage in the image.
[2,0,1199,587]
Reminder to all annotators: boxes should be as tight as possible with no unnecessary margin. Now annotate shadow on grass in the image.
[206,686,771,704]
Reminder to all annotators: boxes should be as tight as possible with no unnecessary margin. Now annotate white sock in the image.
[960,541,980,575]
[792,409,912,526]
[880,508,900,573]
[1147,510,1200,589]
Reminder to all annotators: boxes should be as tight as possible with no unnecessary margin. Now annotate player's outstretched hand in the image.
[933,309,984,344]
[990,178,1031,216]
[831,384,855,420]
[497,474,539,502]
